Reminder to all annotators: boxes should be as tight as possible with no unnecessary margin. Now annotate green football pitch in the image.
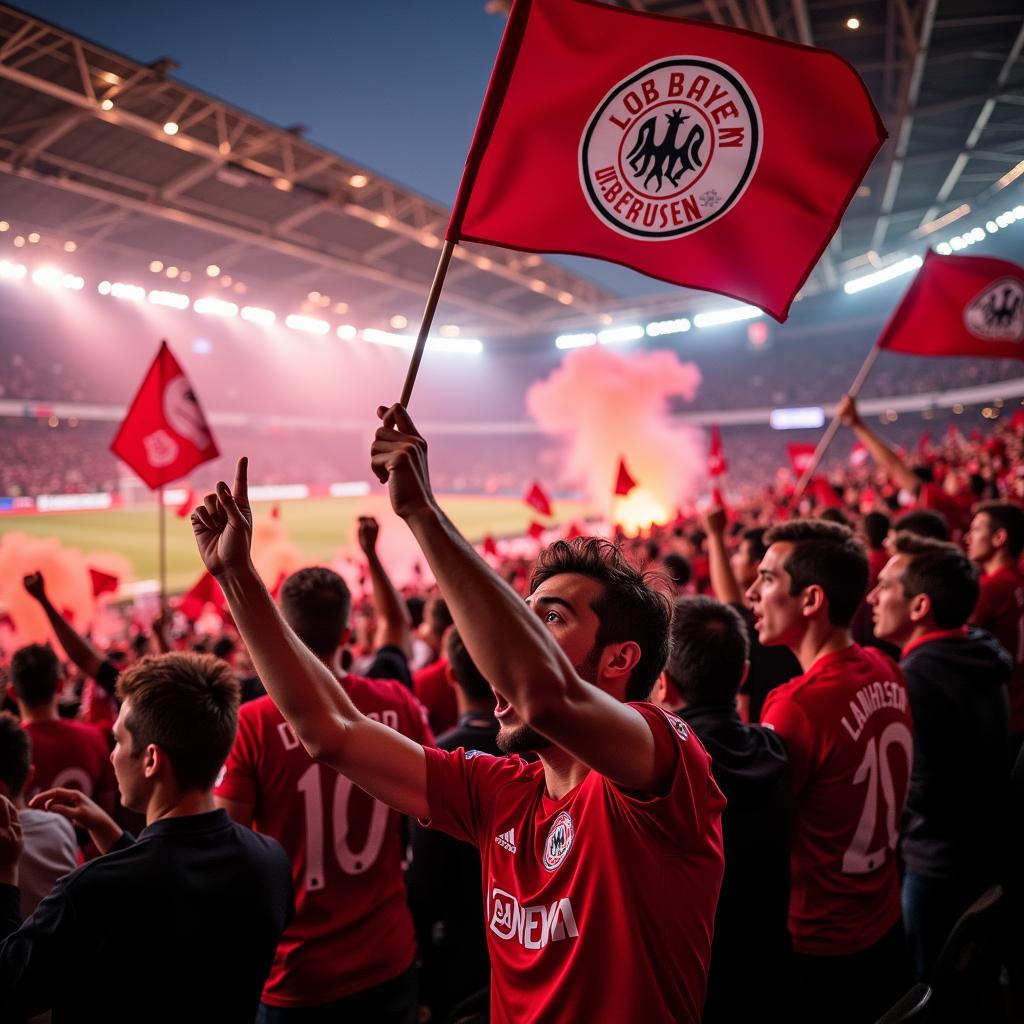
[0,495,594,593]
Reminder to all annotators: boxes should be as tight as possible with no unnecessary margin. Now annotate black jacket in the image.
[900,627,1012,878]
[679,704,791,1024]
[0,809,293,1022]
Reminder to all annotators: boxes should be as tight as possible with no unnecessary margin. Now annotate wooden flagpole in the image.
[158,484,167,604]
[792,343,883,501]
[399,240,456,408]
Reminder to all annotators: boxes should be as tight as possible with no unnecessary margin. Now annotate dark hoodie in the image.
[900,627,1012,878]
[679,704,791,1024]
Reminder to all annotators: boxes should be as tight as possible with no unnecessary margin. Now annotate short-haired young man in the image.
[967,500,1024,755]
[0,653,293,1020]
[0,713,77,920]
[8,644,116,818]
[748,519,913,1024]
[191,413,726,1024]
[408,626,502,1022]
[869,532,1011,979]
[215,565,433,1023]
[656,595,791,1024]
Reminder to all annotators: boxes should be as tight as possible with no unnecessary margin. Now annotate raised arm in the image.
[703,505,743,605]
[357,516,413,658]
[837,394,921,495]
[22,573,105,681]
[371,405,660,792]
[190,460,428,818]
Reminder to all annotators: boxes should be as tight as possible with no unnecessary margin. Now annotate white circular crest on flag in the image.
[963,277,1024,342]
[542,810,575,872]
[163,374,212,449]
[579,57,762,240]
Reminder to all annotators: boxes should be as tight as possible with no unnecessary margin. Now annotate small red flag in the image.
[708,425,727,478]
[447,0,885,321]
[175,488,194,518]
[527,520,546,540]
[270,505,281,520]
[1012,410,1024,431]
[110,341,219,490]
[614,457,637,497]
[524,481,553,517]
[917,431,932,454]
[482,534,499,556]
[877,251,1024,360]
[810,477,842,508]
[565,521,584,540]
[947,422,961,439]
[88,568,119,597]
[787,443,817,476]
[850,441,868,468]
[179,571,225,620]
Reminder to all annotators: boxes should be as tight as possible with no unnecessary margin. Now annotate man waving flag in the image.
[447,0,884,321]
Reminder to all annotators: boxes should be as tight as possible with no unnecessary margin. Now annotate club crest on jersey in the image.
[662,709,690,742]
[580,57,762,240]
[542,810,575,872]
[964,278,1024,342]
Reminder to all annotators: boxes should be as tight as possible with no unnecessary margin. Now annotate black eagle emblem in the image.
[626,109,705,193]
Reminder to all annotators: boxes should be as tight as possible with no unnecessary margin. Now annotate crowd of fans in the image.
[0,393,1020,1023]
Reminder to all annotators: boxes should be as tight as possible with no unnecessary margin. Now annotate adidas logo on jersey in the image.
[496,827,517,854]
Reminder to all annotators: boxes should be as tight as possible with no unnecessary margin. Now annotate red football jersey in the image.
[214,674,433,1006]
[412,657,458,736]
[422,702,725,1024]
[973,564,1024,732]
[761,645,913,955]
[23,719,115,802]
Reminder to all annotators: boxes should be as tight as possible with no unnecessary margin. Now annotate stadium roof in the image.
[0,1,1022,343]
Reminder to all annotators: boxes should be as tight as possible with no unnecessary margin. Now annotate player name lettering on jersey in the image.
[276,709,400,752]
[488,888,579,950]
[840,680,908,742]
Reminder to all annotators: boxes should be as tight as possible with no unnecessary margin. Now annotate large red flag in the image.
[447,0,884,321]
[110,341,219,489]
[787,443,816,476]
[877,251,1024,360]
[524,481,553,517]
[614,457,638,496]
[179,571,226,621]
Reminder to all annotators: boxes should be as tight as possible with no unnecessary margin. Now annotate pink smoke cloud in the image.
[526,346,705,522]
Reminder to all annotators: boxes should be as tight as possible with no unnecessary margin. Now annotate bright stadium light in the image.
[28,265,58,287]
[693,305,763,328]
[336,324,358,340]
[0,259,27,280]
[362,328,410,348]
[598,325,644,345]
[361,328,482,354]
[646,317,691,337]
[285,314,330,335]
[240,305,276,325]
[555,332,597,350]
[194,297,238,317]
[936,242,952,255]
[102,281,146,302]
[148,289,190,310]
[843,255,922,294]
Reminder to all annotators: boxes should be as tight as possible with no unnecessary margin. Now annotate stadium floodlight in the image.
[936,242,952,255]
[0,259,27,280]
[285,314,330,335]
[598,324,644,345]
[645,317,691,337]
[844,255,922,294]
[148,289,190,310]
[194,297,239,318]
[693,305,763,328]
[105,282,146,302]
[427,336,483,354]
[336,324,358,340]
[363,328,411,348]
[240,306,276,326]
[555,332,597,350]
[986,221,999,234]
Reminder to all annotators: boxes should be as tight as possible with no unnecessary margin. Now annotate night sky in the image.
[14,0,667,296]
